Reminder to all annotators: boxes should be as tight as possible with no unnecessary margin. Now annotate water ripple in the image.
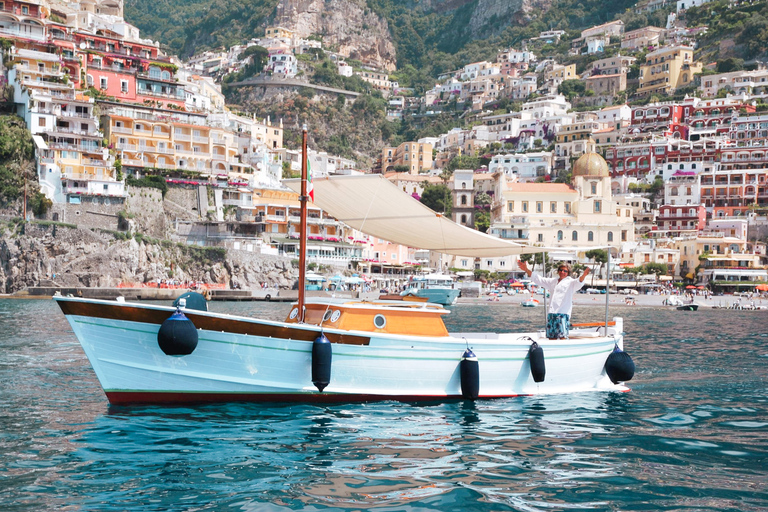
[1,301,767,511]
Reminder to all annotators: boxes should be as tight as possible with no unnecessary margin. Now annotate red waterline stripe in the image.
[106,391,493,405]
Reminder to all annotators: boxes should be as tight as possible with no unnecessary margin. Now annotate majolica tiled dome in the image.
[573,152,610,178]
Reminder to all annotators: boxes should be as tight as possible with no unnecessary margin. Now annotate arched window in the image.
[461,195,467,205]
[572,231,578,241]
[557,230,563,241]
[607,231,614,242]
[588,231,594,242]
[460,214,467,224]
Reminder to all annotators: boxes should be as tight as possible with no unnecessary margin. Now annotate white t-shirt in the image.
[529,273,585,316]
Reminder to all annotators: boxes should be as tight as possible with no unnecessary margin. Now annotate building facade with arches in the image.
[490,150,635,248]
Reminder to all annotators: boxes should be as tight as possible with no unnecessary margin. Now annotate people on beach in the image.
[517,260,590,339]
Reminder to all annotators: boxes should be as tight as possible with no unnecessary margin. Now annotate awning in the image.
[32,135,48,150]
[284,175,537,257]
[53,40,76,50]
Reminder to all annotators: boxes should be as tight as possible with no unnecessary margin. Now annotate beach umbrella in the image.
[510,282,525,288]
[756,283,768,291]
[685,285,696,289]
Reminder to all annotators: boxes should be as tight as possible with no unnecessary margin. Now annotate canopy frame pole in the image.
[542,251,547,331]
[605,248,611,336]
[297,126,308,322]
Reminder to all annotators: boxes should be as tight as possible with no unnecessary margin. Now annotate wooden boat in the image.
[55,130,634,405]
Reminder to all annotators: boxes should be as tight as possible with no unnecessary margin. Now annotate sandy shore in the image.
[459,291,767,309]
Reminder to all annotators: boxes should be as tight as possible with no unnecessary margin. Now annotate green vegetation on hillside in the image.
[0,115,35,207]
[125,0,279,56]
[685,0,768,61]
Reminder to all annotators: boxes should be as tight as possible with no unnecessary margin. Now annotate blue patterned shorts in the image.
[546,313,570,339]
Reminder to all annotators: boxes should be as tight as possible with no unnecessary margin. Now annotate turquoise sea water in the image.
[1,299,767,511]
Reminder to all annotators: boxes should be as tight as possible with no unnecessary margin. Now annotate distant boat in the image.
[55,161,634,405]
[664,296,698,310]
[401,273,461,306]
[521,297,539,307]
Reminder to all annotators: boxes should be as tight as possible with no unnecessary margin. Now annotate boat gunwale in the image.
[56,296,622,349]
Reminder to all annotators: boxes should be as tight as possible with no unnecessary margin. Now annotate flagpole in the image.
[298,125,309,322]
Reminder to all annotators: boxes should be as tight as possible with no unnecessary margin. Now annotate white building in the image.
[521,94,571,119]
[487,152,553,180]
[267,51,298,77]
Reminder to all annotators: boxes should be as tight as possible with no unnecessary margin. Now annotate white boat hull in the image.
[57,297,628,404]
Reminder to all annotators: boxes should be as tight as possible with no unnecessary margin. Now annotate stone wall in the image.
[48,195,125,231]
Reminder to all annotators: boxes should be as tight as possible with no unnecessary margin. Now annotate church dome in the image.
[572,152,610,178]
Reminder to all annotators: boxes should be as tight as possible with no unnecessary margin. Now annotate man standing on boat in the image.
[517,261,590,339]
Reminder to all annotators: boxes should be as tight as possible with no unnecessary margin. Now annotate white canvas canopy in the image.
[284,174,540,257]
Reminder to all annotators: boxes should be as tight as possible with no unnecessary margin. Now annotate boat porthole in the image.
[330,310,341,323]
[323,310,333,322]
[289,308,299,320]
[373,314,386,329]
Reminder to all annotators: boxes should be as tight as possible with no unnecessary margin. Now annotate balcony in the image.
[48,142,101,152]
[60,111,93,119]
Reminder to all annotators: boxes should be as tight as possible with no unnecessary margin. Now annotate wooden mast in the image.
[297,126,309,322]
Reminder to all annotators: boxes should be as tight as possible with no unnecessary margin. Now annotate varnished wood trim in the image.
[56,299,370,345]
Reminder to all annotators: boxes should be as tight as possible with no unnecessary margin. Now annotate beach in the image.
[461,289,767,309]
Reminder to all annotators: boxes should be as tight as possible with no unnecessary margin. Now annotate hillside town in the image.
[2,0,768,293]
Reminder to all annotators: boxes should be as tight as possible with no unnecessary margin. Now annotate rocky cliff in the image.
[275,0,398,70]
[0,222,298,294]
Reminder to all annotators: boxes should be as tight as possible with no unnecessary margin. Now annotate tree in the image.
[445,154,481,173]
[474,210,490,233]
[585,248,608,286]
[521,252,553,274]
[420,183,452,216]
[643,262,668,276]
[558,79,586,100]
[716,57,744,73]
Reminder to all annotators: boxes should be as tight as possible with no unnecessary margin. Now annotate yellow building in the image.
[637,45,702,96]
[380,141,433,174]
[265,27,296,39]
[544,64,577,84]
